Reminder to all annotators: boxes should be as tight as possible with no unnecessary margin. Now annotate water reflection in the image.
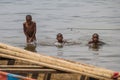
[56,47,64,56]
[89,44,100,51]
[24,44,37,52]
[91,51,99,66]
[89,44,100,66]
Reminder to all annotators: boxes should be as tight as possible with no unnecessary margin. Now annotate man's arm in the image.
[31,22,36,39]
[88,41,92,44]
[23,23,29,38]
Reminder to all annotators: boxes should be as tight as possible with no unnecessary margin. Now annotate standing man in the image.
[23,15,36,44]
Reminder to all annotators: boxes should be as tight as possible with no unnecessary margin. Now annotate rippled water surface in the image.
[0,0,120,71]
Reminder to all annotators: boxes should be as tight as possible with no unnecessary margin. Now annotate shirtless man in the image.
[54,33,66,47]
[23,15,36,44]
[88,33,105,49]
[88,33,99,44]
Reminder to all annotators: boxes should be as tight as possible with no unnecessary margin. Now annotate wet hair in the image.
[26,15,32,19]
[57,33,63,38]
[92,33,99,39]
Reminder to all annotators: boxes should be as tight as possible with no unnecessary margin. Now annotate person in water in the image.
[88,33,105,49]
[88,33,99,44]
[54,33,66,47]
[23,15,36,44]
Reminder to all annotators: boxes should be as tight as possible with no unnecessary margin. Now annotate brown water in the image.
[0,0,120,71]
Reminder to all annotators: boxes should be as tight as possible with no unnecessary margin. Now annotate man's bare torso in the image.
[24,21,35,37]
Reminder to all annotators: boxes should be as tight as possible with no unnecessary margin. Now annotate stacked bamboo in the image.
[0,43,120,80]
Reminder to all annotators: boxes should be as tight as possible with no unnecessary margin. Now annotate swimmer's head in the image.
[26,15,32,22]
[92,33,99,39]
[56,33,63,43]
[92,37,99,43]
[90,33,99,43]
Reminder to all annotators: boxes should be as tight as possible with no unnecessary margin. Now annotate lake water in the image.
[0,0,120,71]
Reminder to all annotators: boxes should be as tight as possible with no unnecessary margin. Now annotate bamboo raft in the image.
[0,42,120,80]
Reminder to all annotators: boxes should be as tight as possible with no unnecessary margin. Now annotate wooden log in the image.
[0,53,112,80]
[0,43,112,73]
[0,48,113,79]
[0,69,57,72]
[0,43,119,80]
[0,45,113,72]
[0,65,43,68]
[0,43,117,79]
[0,43,113,72]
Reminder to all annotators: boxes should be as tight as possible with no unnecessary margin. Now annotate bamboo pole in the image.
[0,48,113,79]
[0,43,117,79]
[0,43,119,79]
[0,43,113,72]
[0,42,113,72]
[0,53,112,80]
[0,65,42,68]
[0,43,112,72]
[1,69,57,72]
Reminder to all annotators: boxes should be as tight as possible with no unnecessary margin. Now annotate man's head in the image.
[56,33,63,43]
[91,33,99,43]
[92,37,99,43]
[92,33,99,39]
[26,15,32,23]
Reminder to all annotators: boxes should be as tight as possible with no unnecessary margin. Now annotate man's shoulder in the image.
[99,41,105,45]
[23,22,26,25]
[88,41,93,44]
[32,21,36,24]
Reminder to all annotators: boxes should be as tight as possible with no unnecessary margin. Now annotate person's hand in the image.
[29,38,33,42]
[27,38,31,43]
[28,39,31,43]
